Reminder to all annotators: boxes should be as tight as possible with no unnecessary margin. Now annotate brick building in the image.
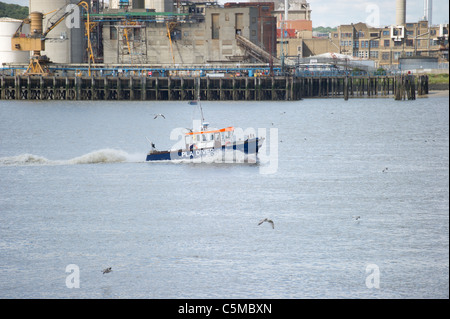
[329,21,449,68]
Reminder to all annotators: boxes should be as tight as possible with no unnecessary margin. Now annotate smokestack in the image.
[285,0,288,21]
[424,0,432,25]
[396,0,406,25]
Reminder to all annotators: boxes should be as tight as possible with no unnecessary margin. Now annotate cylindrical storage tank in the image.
[0,17,30,66]
[29,11,43,34]
[29,0,84,63]
[396,0,406,25]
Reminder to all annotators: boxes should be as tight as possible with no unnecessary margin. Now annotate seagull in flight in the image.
[154,114,165,119]
[258,218,274,229]
[352,216,361,221]
[102,267,112,274]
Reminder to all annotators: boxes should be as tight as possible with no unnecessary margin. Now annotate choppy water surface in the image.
[0,94,448,298]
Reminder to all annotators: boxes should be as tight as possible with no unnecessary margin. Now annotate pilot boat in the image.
[146,100,264,162]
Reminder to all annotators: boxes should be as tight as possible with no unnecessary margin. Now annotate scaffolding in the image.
[117,20,147,64]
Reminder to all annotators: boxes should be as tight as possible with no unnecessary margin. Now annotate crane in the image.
[166,21,179,65]
[11,0,94,75]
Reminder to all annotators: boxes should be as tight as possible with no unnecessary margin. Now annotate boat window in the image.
[202,134,207,141]
[215,133,220,140]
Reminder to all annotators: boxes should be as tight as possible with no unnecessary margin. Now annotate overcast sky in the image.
[307,0,449,27]
[3,0,449,27]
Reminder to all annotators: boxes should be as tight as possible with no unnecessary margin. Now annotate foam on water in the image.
[0,149,259,166]
[0,154,50,166]
[0,149,145,166]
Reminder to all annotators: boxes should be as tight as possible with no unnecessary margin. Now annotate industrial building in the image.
[100,2,276,65]
[289,0,449,70]
[0,0,434,103]
[2,0,318,71]
[1,0,447,75]
[4,0,283,68]
[329,21,448,68]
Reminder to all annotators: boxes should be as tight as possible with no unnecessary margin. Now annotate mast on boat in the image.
[196,77,205,125]
[195,76,208,131]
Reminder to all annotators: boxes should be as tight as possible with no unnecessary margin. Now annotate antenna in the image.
[196,77,205,124]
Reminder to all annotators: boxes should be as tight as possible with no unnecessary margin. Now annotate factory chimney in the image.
[285,0,288,21]
[396,0,406,25]
[424,0,432,25]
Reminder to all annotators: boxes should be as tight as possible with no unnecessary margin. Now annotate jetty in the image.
[0,74,428,101]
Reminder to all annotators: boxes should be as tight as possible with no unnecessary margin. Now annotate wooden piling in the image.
[344,76,349,101]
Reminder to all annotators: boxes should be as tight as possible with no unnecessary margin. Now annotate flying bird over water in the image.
[102,267,112,274]
[154,114,165,119]
[258,218,274,229]
[352,216,361,221]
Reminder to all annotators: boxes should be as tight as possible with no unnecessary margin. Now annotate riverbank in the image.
[428,83,450,91]
[427,73,449,91]
[427,90,449,97]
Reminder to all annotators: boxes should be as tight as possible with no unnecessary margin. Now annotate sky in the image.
[307,0,449,27]
[3,0,449,28]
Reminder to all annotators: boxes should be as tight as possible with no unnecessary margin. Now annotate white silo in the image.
[145,0,173,12]
[396,0,406,25]
[0,17,30,66]
[29,0,84,63]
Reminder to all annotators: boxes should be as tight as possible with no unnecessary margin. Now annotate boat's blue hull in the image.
[146,137,262,162]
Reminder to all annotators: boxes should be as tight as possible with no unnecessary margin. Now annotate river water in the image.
[0,93,448,298]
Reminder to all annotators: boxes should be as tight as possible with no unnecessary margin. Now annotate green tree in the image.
[0,2,29,20]
[313,26,338,33]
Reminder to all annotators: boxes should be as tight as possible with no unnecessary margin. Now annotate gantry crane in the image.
[11,0,94,75]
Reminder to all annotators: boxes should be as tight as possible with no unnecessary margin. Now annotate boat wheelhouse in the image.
[184,125,235,150]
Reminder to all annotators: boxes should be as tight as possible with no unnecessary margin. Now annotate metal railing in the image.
[294,69,404,77]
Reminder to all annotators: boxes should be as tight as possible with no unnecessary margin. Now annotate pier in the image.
[297,74,428,100]
[0,74,428,101]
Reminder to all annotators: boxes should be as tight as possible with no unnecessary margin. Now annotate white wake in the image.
[0,149,145,166]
